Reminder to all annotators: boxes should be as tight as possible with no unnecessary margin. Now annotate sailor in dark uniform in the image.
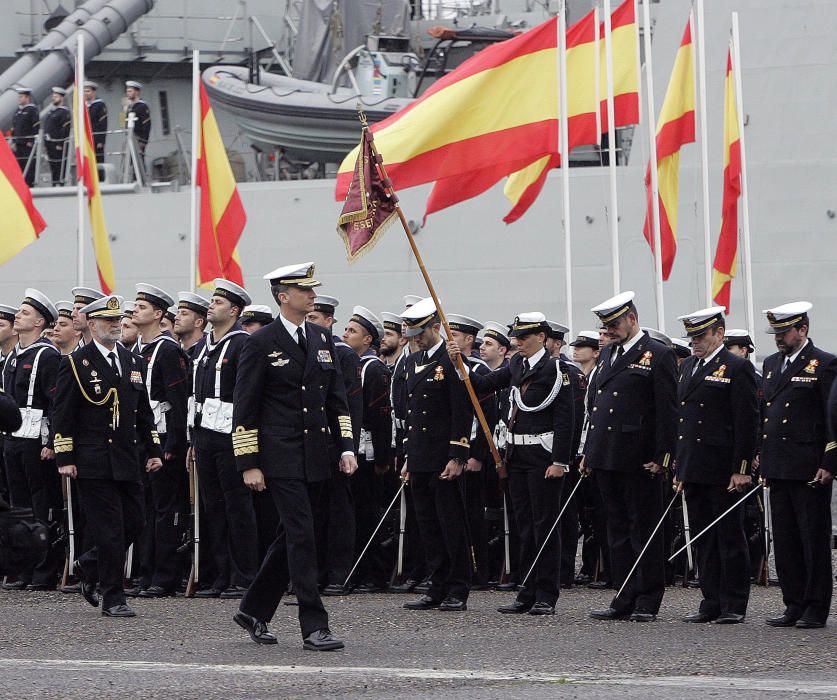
[12,86,40,186]
[450,313,574,615]
[53,295,162,617]
[2,290,61,589]
[83,81,107,164]
[42,87,71,186]
[241,305,274,334]
[307,295,362,595]
[71,287,105,348]
[671,338,693,365]
[132,283,189,597]
[400,297,473,612]
[0,304,19,503]
[120,301,139,350]
[125,80,151,167]
[760,302,837,629]
[174,291,208,358]
[673,307,759,624]
[584,292,678,622]
[232,262,357,652]
[191,280,258,599]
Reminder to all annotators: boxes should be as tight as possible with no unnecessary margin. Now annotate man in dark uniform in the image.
[174,291,208,358]
[84,81,107,164]
[450,313,574,615]
[760,302,836,629]
[400,297,473,612]
[42,87,71,186]
[0,304,19,504]
[53,295,162,616]
[12,87,39,186]
[342,306,393,592]
[2,290,61,590]
[232,262,357,652]
[307,295,362,595]
[133,283,189,598]
[584,291,678,622]
[125,81,151,167]
[241,305,273,334]
[71,287,104,348]
[673,307,759,624]
[120,301,139,349]
[191,280,258,599]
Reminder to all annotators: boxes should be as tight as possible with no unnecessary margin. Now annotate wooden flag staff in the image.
[356,108,506,477]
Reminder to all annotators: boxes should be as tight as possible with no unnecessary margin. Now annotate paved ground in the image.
[1,583,834,699]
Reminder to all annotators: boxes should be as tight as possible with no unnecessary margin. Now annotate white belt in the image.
[394,418,406,430]
[508,431,553,446]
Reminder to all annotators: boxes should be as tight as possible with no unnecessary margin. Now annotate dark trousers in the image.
[350,461,388,586]
[463,469,488,585]
[508,463,563,606]
[240,477,328,638]
[769,478,833,624]
[148,446,189,591]
[4,438,62,584]
[45,142,65,185]
[558,468,580,585]
[684,482,750,616]
[579,472,611,581]
[16,144,34,186]
[195,430,258,590]
[596,469,666,614]
[410,470,471,602]
[402,472,428,582]
[76,478,144,609]
[316,469,355,586]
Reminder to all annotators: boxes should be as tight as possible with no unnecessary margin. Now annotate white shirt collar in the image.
[524,346,546,367]
[620,329,645,354]
[93,339,119,367]
[699,342,725,365]
[425,338,444,359]
[785,338,809,365]
[279,311,305,340]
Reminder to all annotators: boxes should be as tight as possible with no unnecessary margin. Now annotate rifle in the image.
[184,450,199,597]
[59,475,75,589]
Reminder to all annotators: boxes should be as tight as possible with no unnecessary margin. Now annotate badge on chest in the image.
[268,350,289,367]
[317,349,333,363]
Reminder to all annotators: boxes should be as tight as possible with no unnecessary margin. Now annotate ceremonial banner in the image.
[0,134,46,266]
[599,0,640,131]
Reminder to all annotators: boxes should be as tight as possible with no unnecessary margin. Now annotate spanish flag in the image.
[75,85,115,293]
[0,133,46,266]
[334,14,598,219]
[196,82,245,287]
[711,47,741,313]
[642,16,695,280]
[599,0,640,131]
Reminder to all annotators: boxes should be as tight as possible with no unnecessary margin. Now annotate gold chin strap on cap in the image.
[68,355,120,430]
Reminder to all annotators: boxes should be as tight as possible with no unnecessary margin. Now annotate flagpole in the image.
[558,0,573,334]
[694,0,713,306]
[731,12,754,338]
[641,0,665,332]
[603,0,621,293]
[76,34,85,287]
[189,49,200,292]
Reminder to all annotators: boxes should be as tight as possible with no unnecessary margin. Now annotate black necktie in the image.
[296,327,307,354]
[611,344,624,366]
[781,357,790,374]
[421,350,429,365]
[692,358,704,376]
[108,351,120,378]
[523,358,530,373]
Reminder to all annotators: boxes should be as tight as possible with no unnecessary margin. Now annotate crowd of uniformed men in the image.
[9,79,151,186]
[0,261,836,651]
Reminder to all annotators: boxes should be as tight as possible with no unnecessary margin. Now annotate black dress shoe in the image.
[630,611,656,622]
[322,583,349,596]
[73,561,99,608]
[495,581,518,592]
[233,611,277,645]
[795,618,826,629]
[414,579,432,594]
[194,588,222,599]
[589,607,631,621]
[26,583,53,591]
[138,585,175,599]
[682,611,716,623]
[765,613,799,627]
[354,582,384,594]
[403,595,442,610]
[102,604,136,618]
[303,628,344,651]
[2,580,27,591]
[124,587,141,598]
[498,600,532,614]
[389,579,418,593]
[714,613,745,624]
[586,580,612,590]
[60,583,81,594]
[220,586,248,599]
[574,573,593,585]
[438,596,467,611]
[559,582,573,590]
[528,602,556,616]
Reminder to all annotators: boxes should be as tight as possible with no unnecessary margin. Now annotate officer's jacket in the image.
[560,358,586,458]
[126,100,151,143]
[760,340,837,479]
[43,106,71,141]
[335,339,362,452]
[359,351,393,467]
[391,346,411,459]
[403,345,472,472]
[466,354,499,467]
[467,351,574,469]
[53,342,161,481]
[584,333,678,472]
[232,318,354,482]
[1,340,60,447]
[138,334,189,454]
[675,347,758,485]
[12,104,39,142]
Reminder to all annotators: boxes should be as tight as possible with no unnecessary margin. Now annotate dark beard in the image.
[379,345,397,359]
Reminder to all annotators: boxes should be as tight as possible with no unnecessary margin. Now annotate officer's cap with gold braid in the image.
[241,305,273,324]
[313,295,340,315]
[762,301,812,335]
[591,291,636,326]
[351,306,383,342]
[448,314,483,337]
[55,301,74,319]
[71,287,104,306]
[0,304,18,323]
[677,307,726,338]
[401,297,439,338]
[135,283,174,311]
[22,288,58,324]
[508,312,550,338]
[81,295,124,319]
[263,262,321,288]
[212,279,251,309]
[482,321,511,348]
[177,291,210,316]
[380,312,403,334]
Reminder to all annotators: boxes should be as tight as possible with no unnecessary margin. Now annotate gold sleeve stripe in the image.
[234,444,259,456]
[662,453,671,469]
[826,441,836,452]
[739,459,749,474]
[340,430,353,439]
[54,434,73,454]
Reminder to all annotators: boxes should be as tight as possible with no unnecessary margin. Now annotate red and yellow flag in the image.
[642,16,695,280]
[599,0,640,131]
[0,132,46,265]
[196,82,246,287]
[75,85,115,293]
[711,47,741,313]
[334,14,599,220]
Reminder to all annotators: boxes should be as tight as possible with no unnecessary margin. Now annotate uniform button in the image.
[764,418,768,423]
[303,408,308,413]
[304,429,308,434]
[320,407,324,411]
[590,425,595,430]
[321,427,326,433]
[782,437,787,441]
[696,438,701,443]
[609,409,613,414]
[697,420,702,425]
[784,403,790,408]
[679,418,684,423]
[422,427,427,432]
[422,394,427,398]
[613,391,618,397]
[408,409,412,414]
[422,411,426,415]
[763,434,767,439]
[681,401,685,406]
[593,407,598,412]
[678,435,683,440]
[108,439,112,444]
[699,403,704,408]
[301,385,306,391]
[597,390,602,395]
[782,419,787,424]
[607,426,612,431]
